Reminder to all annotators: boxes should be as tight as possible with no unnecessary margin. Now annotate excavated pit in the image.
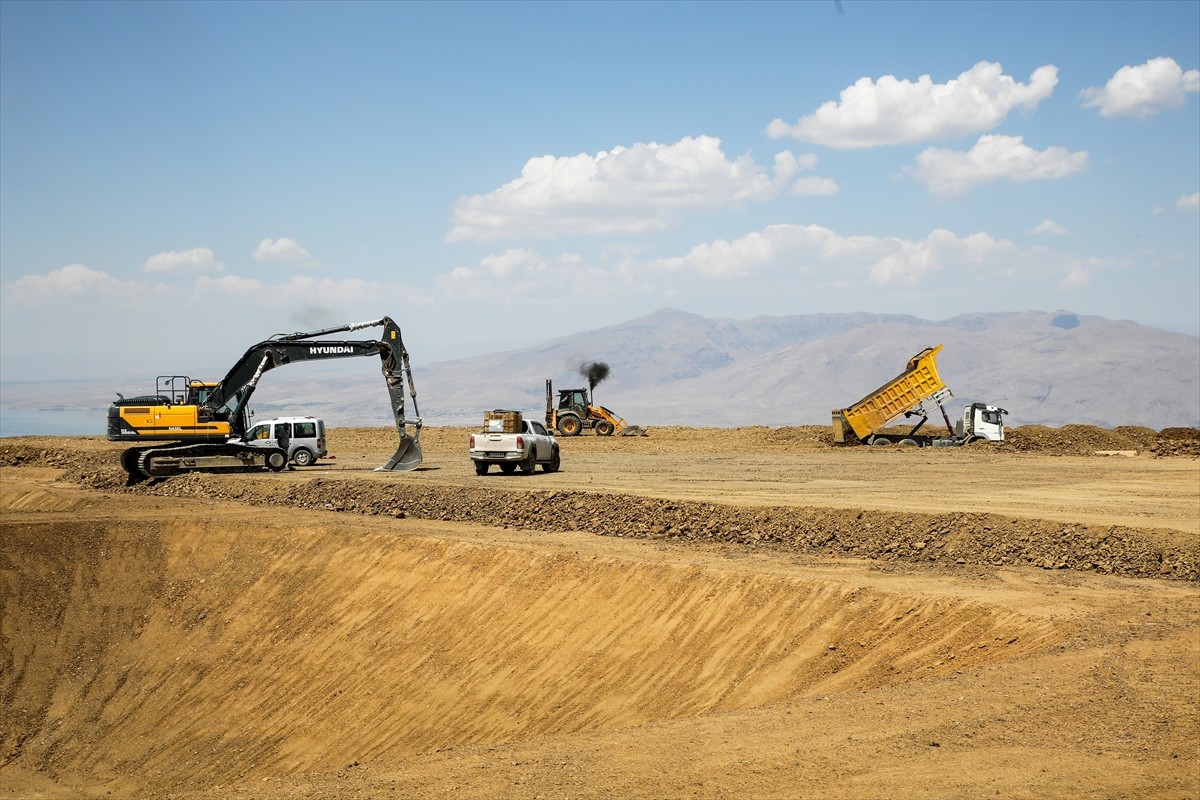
[2,496,1066,796]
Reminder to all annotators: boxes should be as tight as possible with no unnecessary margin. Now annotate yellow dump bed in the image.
[832,345,950,442]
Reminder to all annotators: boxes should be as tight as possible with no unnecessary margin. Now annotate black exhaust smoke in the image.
[579,361,610,396]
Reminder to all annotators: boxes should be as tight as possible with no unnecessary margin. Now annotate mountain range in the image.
[251,308,1199,430]
[3,309,1198,435]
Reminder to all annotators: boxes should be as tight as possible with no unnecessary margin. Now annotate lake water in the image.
[0,408,105,438]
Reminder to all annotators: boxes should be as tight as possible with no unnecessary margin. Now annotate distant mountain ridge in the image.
[249,308,1198,430]
[3,309,1198,434]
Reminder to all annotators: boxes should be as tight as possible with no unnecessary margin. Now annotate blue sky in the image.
[1,0,1197,384]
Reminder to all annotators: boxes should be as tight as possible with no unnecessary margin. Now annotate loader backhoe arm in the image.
[208,317,422,471]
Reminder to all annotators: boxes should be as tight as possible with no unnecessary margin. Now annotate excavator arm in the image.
[208,317,422,471]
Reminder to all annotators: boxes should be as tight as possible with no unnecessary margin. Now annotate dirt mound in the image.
[1004,424,1200,455]
[107,473,1193,582]
[1153,427,1200,457]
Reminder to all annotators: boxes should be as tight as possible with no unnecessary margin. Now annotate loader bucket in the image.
[620,425,648,436]
[376,432,423,472]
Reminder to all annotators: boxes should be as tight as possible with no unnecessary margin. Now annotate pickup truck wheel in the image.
[520,451,537,475]
[543,445,561,473]
[474,461,489,476]
[499,463,516,474]
[557,415,582,436]
[292,447,315,466]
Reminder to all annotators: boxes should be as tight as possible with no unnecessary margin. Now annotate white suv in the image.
[241,416,327,466]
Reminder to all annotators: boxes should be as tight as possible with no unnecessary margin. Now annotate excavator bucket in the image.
[376,432,423,471]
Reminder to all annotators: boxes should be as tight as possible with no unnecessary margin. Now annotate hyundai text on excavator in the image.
[107,317,423,482]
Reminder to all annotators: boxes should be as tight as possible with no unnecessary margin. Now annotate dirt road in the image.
[1,425,1197,799]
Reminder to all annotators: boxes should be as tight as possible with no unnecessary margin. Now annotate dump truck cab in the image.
[960,403,1007,442]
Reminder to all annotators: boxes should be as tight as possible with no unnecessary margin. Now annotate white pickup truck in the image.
[469,416,561,476]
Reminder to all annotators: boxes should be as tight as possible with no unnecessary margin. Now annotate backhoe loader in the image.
[544,379,646,436]
[107,317,422,481]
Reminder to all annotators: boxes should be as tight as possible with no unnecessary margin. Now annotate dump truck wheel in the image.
[870,437,891,446]
[898,439,918,447]
[595,420,615,436]
[558,415,582,436]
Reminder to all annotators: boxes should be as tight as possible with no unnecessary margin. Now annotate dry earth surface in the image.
[1,424,1198,799]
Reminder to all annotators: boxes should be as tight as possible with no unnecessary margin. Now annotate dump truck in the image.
[831,345,1007,447]
[544,379,646,436]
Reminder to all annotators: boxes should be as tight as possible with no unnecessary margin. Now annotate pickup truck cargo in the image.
[469,410,561,475]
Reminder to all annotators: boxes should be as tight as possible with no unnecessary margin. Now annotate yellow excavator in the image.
[107,316,422,481]
[544,379,646,436]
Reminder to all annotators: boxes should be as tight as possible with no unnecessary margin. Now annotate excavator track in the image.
[124,443,288,484]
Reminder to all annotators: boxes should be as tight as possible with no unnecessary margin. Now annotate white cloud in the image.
[649,224,1016,286]
[908,135,1088,199]
[253,237,312,262]
[446,135,801,242]
[1081,57,1200,118]
[767,61,1059,148]
[8,263,125,299]
[1030,219,1068,236]
[789,176,840,196]
[436,249,617,301]
[143,247,223,274]
[1178,193,1200,212]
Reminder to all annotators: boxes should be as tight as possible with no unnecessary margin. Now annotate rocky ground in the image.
[1,424,1197,798]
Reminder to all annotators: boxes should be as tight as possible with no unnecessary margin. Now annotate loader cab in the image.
[558,389,590,415]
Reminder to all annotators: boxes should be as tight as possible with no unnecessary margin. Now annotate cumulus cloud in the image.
[649,224,1016,286]
[143,247,223,274]
[789,176,840,196]
[253,237,312,262]
[446,135,804,242]
[1178,193,1200,212]
[1030,219,1068,236]
[1081,57,1200,118]
[437,249,615,301]
[908,135,1088,199]
[767,61,1059,148]
[8,264,126,299]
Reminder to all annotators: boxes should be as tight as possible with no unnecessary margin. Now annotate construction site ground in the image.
[2,424,1198,799]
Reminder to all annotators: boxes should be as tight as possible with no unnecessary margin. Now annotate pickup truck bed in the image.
[469,418,561,475]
